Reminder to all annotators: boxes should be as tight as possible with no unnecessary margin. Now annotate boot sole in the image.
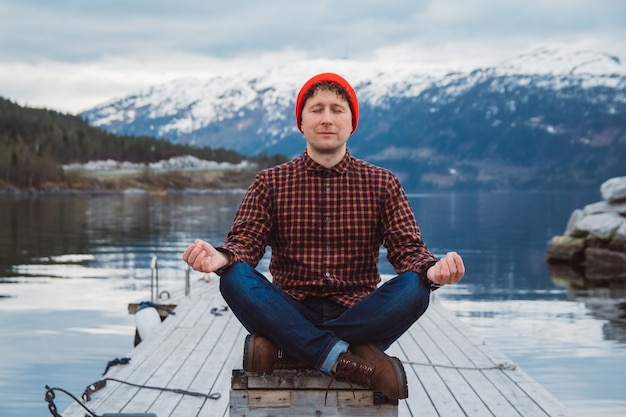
[243,334,255,371]
[390,357,409,399]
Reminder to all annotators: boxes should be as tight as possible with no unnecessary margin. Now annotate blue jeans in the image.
[219,262,431,374]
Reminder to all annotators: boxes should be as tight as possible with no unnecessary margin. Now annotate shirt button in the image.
[325,272,331,277]
[325,216,331,221]
[326,187,331,192]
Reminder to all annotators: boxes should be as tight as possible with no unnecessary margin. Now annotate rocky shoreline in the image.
[547,176,626,283]
[0,156,260,197]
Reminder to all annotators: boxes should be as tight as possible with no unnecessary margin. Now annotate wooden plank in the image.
[398,314,468,416]
[246,389,292,408]
[230,369,399,417]
[425,298,571,417]
[69,301,202,415]
[197,329,247,417]
[233,369,371,390]
[138,296,235,416]
[429,300,571,417]
[229,389,398,417]
[423,303,538,416]
[168,313,244,417]
[114,303,217,412]
[62,280,223,416]
[414,302,518,417]
[388,335,438,417]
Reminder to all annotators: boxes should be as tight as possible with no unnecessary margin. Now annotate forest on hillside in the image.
[0,98,285,190]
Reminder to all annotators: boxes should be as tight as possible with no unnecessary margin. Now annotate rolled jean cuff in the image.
[320,340,349,374]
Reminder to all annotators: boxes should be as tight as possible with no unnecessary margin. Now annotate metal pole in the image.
[155,257,159,300]
[185,266,191,296]
[150,255,157,303]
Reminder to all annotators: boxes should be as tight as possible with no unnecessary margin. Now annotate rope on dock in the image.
[44,377,221,417]
[81,377,222,402]
[45,385,98,417]
[402,360,517,371]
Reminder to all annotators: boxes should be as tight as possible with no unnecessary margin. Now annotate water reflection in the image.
[549,266,626,344]
[0,193,244,283]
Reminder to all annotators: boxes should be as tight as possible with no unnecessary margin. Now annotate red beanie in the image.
[295,72,359,134]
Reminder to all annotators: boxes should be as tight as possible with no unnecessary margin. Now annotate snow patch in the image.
[63,155,255,173]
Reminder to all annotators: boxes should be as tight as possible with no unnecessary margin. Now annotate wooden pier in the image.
[61,276,572,417]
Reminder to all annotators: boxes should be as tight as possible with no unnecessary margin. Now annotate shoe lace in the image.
[335,356,374,387]
[324,355,374,405]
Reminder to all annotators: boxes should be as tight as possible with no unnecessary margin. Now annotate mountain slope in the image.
[81,48,626,191]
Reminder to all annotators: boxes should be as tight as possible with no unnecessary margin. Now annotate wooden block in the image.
[230,369,398,417]
[247,390,292,408]
[232,369,364,390]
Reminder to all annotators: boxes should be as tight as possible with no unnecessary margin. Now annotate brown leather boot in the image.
[334,346,408,400]
[243,334,311,372]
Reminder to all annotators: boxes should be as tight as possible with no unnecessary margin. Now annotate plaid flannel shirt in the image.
[218,150,437,307]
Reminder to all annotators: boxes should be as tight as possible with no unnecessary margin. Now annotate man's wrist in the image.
[423,260,443,291]
[214,247,233,275]
[424,276,444,291]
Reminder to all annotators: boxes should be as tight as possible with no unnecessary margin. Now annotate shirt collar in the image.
[302,149,352,176]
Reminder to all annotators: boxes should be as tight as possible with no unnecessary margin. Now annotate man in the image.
[182,72,464,400]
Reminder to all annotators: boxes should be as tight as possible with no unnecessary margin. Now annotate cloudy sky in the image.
[1,0,625,114]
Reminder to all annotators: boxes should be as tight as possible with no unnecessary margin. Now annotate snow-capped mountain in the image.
[81,59,458,150]
[81,48,626,190]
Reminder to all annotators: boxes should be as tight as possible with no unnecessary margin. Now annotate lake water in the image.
[1,190,625,417]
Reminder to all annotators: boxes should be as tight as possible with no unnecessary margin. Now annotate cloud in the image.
[0,50,310,113]
[1,0,625,113]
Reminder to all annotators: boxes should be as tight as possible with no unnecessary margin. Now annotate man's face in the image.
[300,89,353,156]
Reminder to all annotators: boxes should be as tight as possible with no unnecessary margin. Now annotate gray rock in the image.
[547,176,626,283]
[574,212,624,240]
[583,201,611,215]
[565,209,584,236]
[611,201,626,215]
[601,176,626,203]
[582,200,626,216]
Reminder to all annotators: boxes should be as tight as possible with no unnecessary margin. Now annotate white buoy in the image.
[135,302,161,342]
